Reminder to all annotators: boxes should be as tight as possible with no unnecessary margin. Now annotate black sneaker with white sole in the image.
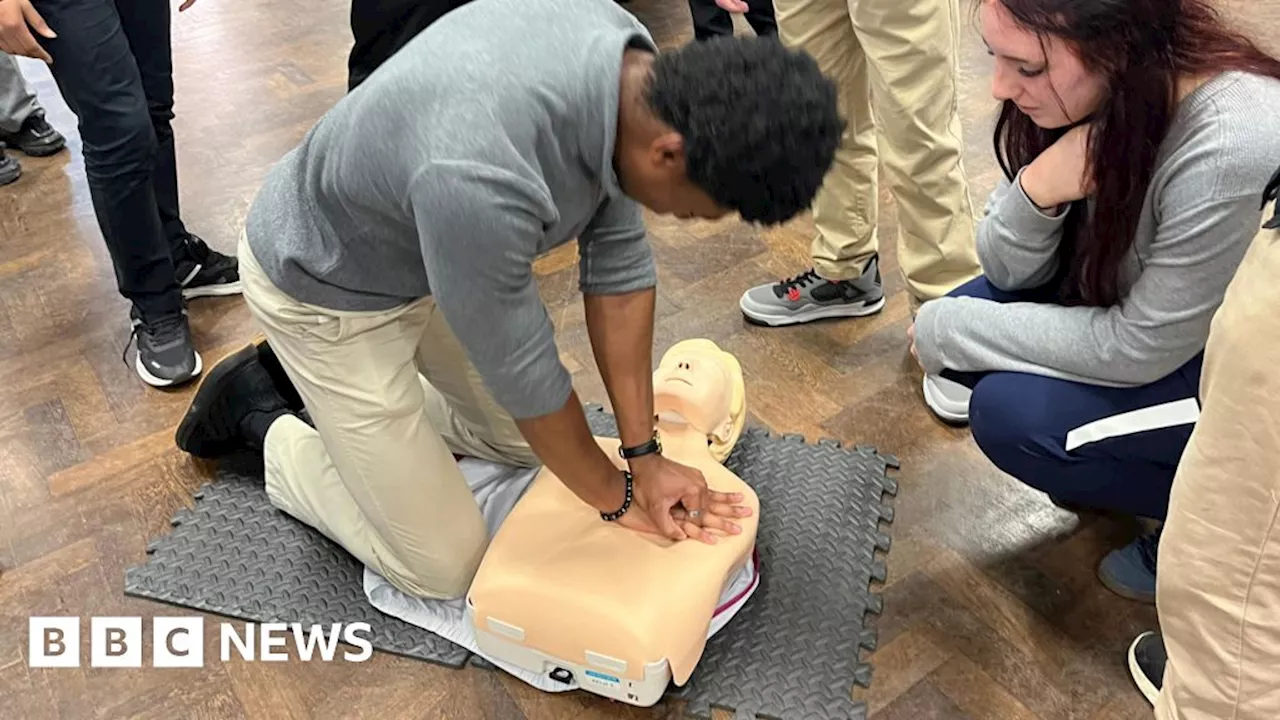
[127,305,202,387]
[1128,631,1166,706]
[175,235,242,299]
[739,255,885,326]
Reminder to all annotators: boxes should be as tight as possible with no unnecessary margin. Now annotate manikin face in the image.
[979,0,1108,128]
[652,339,738,439]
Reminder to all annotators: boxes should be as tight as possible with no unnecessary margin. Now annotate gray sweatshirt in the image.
[915,71,1280,387]
[244,0,659,419]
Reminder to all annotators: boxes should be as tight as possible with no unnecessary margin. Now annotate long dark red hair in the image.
[990,0,1280,306]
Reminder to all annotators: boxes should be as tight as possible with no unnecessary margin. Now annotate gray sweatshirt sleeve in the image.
[975,167,1069,291]
[410,161,573,419]
[576,193,657,295]
[914,165,1260,387]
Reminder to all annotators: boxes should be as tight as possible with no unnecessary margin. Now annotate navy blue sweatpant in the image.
[940,276,1203,520]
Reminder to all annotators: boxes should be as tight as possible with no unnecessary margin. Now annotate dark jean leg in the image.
[37,0,182,317]
[347,0,471,91]
[967,356,1203,519]
[115,0,187,253]
[744,0,778,38]
[939,275,1063,389]
[688,0,734,40]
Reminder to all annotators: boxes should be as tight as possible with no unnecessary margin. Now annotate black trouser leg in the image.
[116,0,189,254]
[36,0,182,317]
[688,0,777,41]
[688,0,734,40]
[744,0,777,38]
[347,0,472,91]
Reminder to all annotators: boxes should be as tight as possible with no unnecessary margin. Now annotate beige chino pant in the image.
[774,0,981,301]
[1155,204,1280,719]
[237,235,538,600]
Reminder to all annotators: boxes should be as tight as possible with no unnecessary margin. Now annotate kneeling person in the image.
[173,0,842,601]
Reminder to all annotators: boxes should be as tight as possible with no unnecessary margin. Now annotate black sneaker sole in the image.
[15,139,65,157]
[174,344,260,458]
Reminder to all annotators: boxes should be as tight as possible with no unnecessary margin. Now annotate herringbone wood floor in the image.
[2,1,1275,718]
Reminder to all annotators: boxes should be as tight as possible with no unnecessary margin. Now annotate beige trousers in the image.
[1155,206,1280,720]
[237,235,538,600]
[774,0,981,301]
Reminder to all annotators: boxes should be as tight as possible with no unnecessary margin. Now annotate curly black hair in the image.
[645,36,844,226]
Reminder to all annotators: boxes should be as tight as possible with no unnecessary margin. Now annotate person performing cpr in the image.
[173,0,844,601]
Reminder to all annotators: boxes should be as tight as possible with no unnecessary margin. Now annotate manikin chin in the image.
[465,338,761,707]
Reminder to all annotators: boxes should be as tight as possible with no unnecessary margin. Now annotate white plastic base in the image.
[466,547,761,707]
[468,609,673,707]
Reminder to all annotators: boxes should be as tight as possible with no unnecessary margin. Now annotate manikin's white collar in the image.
[656,409,690,426]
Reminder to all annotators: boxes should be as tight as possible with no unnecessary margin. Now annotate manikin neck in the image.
[655,409,715,460]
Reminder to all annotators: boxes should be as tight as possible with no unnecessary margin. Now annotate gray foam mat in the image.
[125,405,897,719]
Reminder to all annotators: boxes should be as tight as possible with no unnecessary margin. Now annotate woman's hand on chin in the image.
[1021,123,1095,212]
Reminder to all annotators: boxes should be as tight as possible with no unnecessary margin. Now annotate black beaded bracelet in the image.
[600,470,634,522]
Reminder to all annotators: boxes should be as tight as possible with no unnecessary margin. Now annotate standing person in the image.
[0,0,240,388]
[908,0,1280,602]
[0,51,66,185]
[172,0,845,601]
[687,0,776,42]
[1126,170,1280,720]
[732,0,982,325]
[346,0,472,90]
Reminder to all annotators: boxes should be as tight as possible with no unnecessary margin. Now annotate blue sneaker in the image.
[1098,529,1160,603]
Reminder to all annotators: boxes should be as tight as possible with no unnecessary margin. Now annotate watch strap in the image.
[619,432,662,460]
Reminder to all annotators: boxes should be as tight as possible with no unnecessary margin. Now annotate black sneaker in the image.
[1127,631,1166,706]
[0,114,66,157]
[174,343,291,458]
[0,149,19,186]
[126,305,202,387]
[175,235,242,299]
[738,255,885,326]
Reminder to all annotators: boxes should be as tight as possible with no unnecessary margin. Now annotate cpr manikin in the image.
[465,339,760,706]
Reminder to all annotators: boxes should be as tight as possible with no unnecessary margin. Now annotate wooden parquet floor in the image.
[2,1,1276,718]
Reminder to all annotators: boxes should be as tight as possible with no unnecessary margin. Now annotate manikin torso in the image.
[467,340,760,686]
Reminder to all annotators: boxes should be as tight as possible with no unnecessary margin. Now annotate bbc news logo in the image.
[29,617,374,668]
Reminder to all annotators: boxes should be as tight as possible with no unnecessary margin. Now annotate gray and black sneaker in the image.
[0,114,66,157]
[739,255,885,326]
[0,148,20,186]
[1127,631,1166,706]
[126,305,202,387]
[175,234,241,299]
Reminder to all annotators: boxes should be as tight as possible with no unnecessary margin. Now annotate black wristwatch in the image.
[619,430,662,460]
[600,470,634,522]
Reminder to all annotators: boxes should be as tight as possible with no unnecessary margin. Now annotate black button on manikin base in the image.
[550,668,573,684]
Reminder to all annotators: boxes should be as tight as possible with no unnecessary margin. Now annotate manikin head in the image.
[614,36,844,225]
[652,339,745,463]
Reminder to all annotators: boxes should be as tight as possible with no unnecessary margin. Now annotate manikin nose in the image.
[677,360,692,370]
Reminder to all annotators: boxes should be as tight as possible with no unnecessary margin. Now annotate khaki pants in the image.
[775,0,981,301]
[237,235,538,600]
[1155,206,1280,719]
